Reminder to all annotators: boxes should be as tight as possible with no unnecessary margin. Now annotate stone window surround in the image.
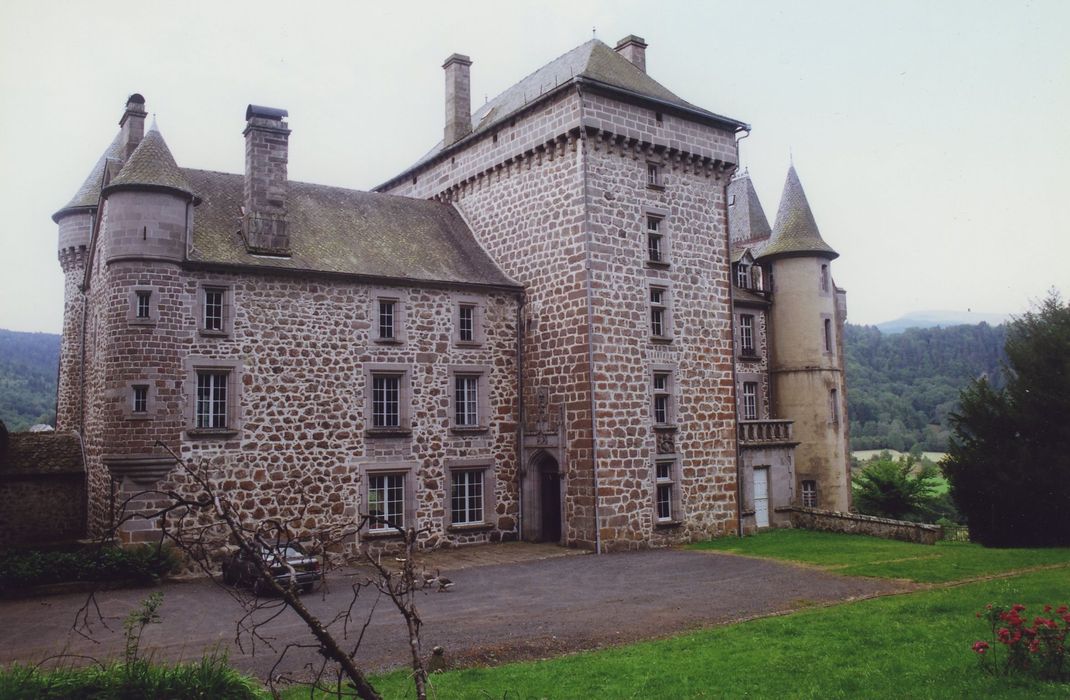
[653,457,682,527]
[650,362,677,428]
[358,461,417,539]
[445,457,497,532]
[741,381,759,421]
[646,277,674,343]
[195,281,233,337]
[126,286,160,326]
[364,363,412,437]
[182,356,242,437]
[738,313,757,357]
[122,379,157,421]
[448,365,492,433]
[829,387,840,425]
[370,287,408,344]
[643,205,671,268]
[820,263,832,296]
[452,293,486,347]
[801,478,818,508]
[646,160,665,190]
[737,371,762,421]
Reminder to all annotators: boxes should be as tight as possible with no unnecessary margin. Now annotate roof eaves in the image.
[575,76,750,133]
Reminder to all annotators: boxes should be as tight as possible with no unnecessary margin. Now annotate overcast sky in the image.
[1,0,1066,333]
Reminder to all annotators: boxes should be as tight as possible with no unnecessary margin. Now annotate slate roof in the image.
[757,166,838,261]
[52,132,124,221]
[727,172,772,249]
[405,39,746,172]
[184,169,518,288]
[105,126,194,197]
[0,432,84,476]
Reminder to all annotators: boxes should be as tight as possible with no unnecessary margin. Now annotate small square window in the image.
[132,385,148,414]
[451,469,485,525]
[368,473,405,531]
[742,381,758,421]
[135,291,151,319]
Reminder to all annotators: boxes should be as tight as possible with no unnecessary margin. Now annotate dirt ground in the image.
[0,546,908,682]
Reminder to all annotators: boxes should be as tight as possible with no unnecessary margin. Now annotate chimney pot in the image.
[443,54,473,146]
[614,35,648,73]
[242,104,291,256]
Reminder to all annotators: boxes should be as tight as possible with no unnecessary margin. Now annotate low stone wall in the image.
[784,506,941,545]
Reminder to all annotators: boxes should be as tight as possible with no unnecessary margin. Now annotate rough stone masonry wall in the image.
[382,90,600,547]
[82,236,520,551]
[55,213,93,433]
[787,506,940,545]
[581,93,740,548]
[0,474,85,545]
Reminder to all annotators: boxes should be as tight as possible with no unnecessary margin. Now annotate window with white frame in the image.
[372,374,401,428]
[742,382,758,420]
[653,371,672,425]
[132,385,148,414]
[647,162,661,187]
[378,299,397,340]
[655,460,675,522]
[450,469,484,525]
[801,479,818,508]
[650,287,668,337]
[203,287,225,332]
[368,473,405,531]
[195,371,229,429]
[454,374,479,427]
[740,314,755,355]
[135,291,151,319]
[736,263,750,288]
[646,215,665,263]
[458,304,476,342]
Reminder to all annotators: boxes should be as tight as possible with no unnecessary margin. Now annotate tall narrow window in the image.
[655,460,675,522]
[132,385,148,414]
[646,215,664,263]
[451,470,484,525]
[195,372,228,429]
[821,264,830,292]
[203,288,224,331]
[742,382,758,420]
[647,163,661,187]
[368,473,405,530]
[736,263,750,288]
[801,480,818,508]
[653,372,672,425]
[372,375,401,428]
[135,291,151,319]
[829,388,840,424]
[824,318,832,352]
[454,375,479,427]
[378,300,396,340]
[458,304,475,342]
[740,314,755,354]
[650,287,667,337]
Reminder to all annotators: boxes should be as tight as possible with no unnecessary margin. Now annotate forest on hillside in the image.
[844,322,1007,452]
[0,329,59,431]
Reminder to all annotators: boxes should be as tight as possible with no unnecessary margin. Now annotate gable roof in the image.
[104,126,195,199]
[184,169,518,289]
[757,166,838,261]
[401,39,747,174]
[52,132,124,221]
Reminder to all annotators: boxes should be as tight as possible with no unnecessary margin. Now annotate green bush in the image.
[0,544,178,591]
[0,652,261,699]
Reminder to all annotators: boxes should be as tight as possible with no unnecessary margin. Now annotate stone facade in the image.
[52,34,850,554]
[0,429,87,545]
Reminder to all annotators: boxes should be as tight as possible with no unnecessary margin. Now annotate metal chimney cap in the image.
[246,105,289,121]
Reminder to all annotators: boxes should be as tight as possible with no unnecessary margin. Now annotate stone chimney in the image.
[614,35,648,73]
[242,105,291,256]
[119,93,147,161]
[443,54,472,145]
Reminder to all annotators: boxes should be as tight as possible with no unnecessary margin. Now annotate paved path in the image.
[0,546,908,681]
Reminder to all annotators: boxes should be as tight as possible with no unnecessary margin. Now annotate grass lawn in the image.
[689,529,1070,583]
[357,568,1070,699]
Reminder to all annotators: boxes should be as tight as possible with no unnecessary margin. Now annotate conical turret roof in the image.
[757,165,838,260]
[104,125,193,198]
[727,171,772,246]
[52,132,125,221]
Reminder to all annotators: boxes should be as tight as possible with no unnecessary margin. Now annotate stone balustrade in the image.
[738,419,795,446]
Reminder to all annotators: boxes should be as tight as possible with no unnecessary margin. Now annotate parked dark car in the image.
[221,543,320,595]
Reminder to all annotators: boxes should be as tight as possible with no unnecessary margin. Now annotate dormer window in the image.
[736,263,750,288]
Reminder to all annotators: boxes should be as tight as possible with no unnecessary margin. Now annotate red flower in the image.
[1012,603,1027,613]
[1044,604,1053,613]
[973,640,990,654]
[1057,605,1068,614]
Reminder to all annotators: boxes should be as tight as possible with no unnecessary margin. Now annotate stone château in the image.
[52,35,850,552]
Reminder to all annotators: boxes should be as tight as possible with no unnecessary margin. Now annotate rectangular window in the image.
[821,264,830,292]
[378,300,396,340]
[368,473,405,530]
[451,470,484,525]
[650,287,667,337]
[203,288,224,331]
[132,385,148,414]
[458,305,475,342]
[135,291,151,319]
[454,375,479,427]
[653,372,672,425]
[830,388,840,424]
[742,382,758,420]
[824,318,832,352]
[195,371,228,429]
[802,480,818,508]
[740,314,755,354]
[736,263,749,288]
[372,375,401,428]
[647,163,661,187]
[646,216,664,263]
[655,460,674,522]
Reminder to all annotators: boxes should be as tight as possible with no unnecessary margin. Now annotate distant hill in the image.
[875,310,1009,334]
[845,322,1007,452]
[0,329,61,431]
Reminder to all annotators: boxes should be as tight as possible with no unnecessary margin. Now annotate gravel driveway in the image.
[0,548,908,680]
